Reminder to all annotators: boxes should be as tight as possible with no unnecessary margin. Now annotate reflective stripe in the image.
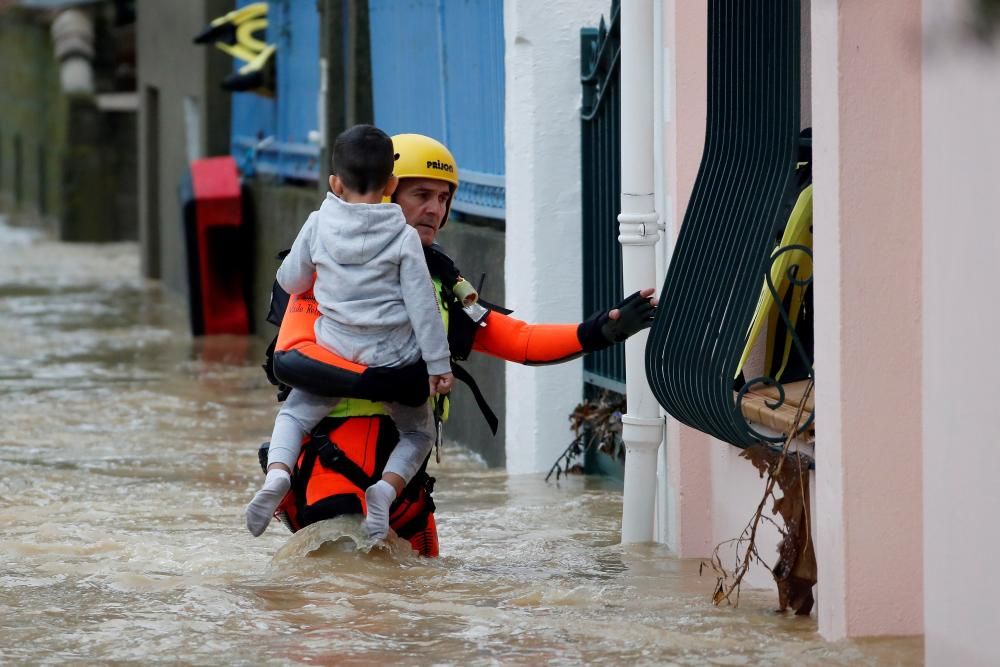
[435,277,449,330]
[434,277,452,421]
[328,397,388,417]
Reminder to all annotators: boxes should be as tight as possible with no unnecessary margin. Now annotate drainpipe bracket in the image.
[621,413,665,449]
[618,213,661,245]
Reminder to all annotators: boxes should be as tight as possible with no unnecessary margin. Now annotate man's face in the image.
[394,178,452,246]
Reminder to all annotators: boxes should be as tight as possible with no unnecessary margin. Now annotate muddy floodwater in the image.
[0,221,921,665]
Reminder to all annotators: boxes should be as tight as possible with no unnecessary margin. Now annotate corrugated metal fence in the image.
[368,0,505,219]
[229,0,505,214]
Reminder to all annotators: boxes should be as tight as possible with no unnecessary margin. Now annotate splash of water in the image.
[269,516,420,564]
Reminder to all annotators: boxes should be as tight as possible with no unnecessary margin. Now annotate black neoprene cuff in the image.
[577,311,613,353]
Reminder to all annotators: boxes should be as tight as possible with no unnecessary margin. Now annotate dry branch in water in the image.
[546,391,626,482]
[705,379,816,615]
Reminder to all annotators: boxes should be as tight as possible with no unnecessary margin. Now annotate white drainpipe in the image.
[618,0,663,544]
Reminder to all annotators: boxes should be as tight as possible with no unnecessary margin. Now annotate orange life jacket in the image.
[263,415,439,557]
[272,288,432,407]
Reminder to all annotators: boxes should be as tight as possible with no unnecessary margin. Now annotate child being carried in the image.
[245,125,453,540]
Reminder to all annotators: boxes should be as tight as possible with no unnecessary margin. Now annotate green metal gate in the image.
[644,0,810,448]
[580,0,624,394]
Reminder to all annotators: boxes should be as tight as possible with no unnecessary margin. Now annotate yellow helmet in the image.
[390,133,459,227]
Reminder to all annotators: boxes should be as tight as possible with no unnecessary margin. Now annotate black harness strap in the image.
[451,362,499,435]
[314,437,379,490]
[292,444,318,515]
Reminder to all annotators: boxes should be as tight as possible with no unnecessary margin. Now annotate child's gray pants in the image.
[266,389,434,485]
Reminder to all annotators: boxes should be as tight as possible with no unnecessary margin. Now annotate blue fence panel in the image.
[441,0,505,217]
[272,0,321,179]
[368,0,505,218]
[368,0,447,141]
[230,0,321,181]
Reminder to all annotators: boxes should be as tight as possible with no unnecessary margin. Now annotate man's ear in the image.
[329,175,344,196]
[383,175,399,198]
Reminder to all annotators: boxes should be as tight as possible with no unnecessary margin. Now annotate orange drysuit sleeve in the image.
[471,310,584,365]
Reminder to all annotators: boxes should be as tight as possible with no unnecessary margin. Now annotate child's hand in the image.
[429,373,454,396]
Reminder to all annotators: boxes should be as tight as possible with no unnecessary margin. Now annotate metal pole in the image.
[618,0,664,544]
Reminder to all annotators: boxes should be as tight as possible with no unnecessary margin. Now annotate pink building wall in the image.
[660,0,788,592]
[811,0,924,639]
[660,0,715,561]
[662,0,927,634]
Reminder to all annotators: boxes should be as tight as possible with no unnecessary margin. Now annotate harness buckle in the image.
[462,301,489,326]
[316,440,343,469]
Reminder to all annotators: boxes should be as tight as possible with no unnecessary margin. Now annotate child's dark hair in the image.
[332,124,395,194]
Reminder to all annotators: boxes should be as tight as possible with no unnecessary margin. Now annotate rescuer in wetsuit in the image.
[261,134,657,554]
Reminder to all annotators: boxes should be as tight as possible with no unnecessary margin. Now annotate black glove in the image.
[577,291,656,352]
[602,290,656,342]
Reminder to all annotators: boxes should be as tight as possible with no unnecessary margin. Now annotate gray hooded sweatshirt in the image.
[277,193,451,376]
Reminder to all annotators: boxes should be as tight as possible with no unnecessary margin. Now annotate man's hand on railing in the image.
[605,288,658,342]
[578,288,658,352]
